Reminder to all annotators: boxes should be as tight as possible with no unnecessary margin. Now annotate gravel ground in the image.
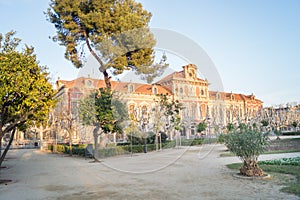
[0,144,299,200]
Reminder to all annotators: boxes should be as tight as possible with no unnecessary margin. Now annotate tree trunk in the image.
[276,136,281,140]
[93,126,100,162]
[0,129,16,167]
[159,133,162,151]
[0,138,2,158]
[39,131,43,150]
[240,160,264,177]
[69,133,73,157]
[99,133,107,149]
[155,133,158,151]
[84,31,111,89]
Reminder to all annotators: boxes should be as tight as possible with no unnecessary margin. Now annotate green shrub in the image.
[48,144,53,151]
[116,142,130,146]
[191,138,204,145]
[282,131,300,136]
[163,140,176,148]
[224,128,270,176]
[98,146,128,158]
[57,145,65,153]
[217,133,227,143]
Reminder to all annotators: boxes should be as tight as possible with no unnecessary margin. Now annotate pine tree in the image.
[46,0,167,88]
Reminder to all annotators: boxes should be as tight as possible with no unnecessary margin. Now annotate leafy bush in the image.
[97,146,128,158]
[47,137,209,158]
[224,128,270,176]
[57,145,65,153]
[224,130,269,159]
[217,134,227,143]
[192,138,204,145]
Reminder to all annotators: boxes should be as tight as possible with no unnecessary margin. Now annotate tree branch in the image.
[83,30,111,88]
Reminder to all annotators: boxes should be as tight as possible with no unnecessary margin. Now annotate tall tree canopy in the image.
[0,31,56,165]
[46,0,166,87]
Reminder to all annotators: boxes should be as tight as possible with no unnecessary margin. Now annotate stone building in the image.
[55,64,263,142]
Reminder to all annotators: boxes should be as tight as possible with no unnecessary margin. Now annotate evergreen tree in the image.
[78,88,127,160]
[46,0,167,87]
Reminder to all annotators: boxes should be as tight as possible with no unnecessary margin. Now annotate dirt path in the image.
[0,144,299,200]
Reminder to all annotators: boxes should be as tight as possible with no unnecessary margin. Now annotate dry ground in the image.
[0,144,299,200]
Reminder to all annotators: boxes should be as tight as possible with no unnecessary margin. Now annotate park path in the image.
[0,144,299,200]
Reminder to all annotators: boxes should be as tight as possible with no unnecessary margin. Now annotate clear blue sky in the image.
[0,0,299,107]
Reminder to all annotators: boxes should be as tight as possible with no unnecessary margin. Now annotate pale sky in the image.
[0,0,299,107]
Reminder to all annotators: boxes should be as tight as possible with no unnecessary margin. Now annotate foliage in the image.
[48,138,207,157]
[221,138,300,157]
[78,87,128,160]
[156,94,184,131]
[0,31,55,165]
[95,88,122,133]
[224,128,269,160]
[126,131,169,146]
[149,132,168,144]
[261,120,269,127]
[259,157,300,166]
[226,123,235,132]
[78,94,97,126]
[281,131,300,136]
[292,121,298,128]
[123,120,143,144]
[238,123,248,131]
[217,133,226,143]
[79,88,127,134]
[224,126,270,176]
[197,121,207,133]
[0,31,55,132]
[46,0,168,87]
[274,129,282,139]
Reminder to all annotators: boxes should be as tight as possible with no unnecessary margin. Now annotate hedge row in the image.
[48,144,87,156]
[47,138,210,158]
[281,131,300,136]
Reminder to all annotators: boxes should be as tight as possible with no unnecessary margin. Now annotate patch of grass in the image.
[226,162,300,197]
[261,165,300,196]
[219,151,235,157]
[226,162,242,170]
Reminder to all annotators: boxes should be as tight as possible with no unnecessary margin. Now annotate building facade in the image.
[55,64,263,142]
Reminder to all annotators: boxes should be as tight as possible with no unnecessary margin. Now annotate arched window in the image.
[129,104,135,114]
[230,93,234,101]
[153,87,158,94]
[128,84,134,93]
[142,105,147,115]
[85,80,93,88]
[179,87,183,94]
